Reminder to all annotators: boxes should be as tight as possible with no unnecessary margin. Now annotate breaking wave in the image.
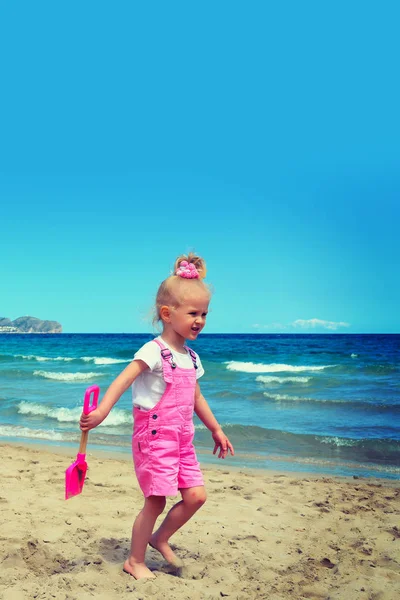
[225,361,334,373]
[17,402,131,426]
[81,357,130,365]
[262,392,400,411]
[0,353,130,365]
[0,424,68,442]
[33,371,102,382]
[256,375,311,384]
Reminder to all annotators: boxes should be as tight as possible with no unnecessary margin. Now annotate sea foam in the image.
[82,357,130,365]
[320,436,357,447]
[13,354,130,364]
[225,361,333,373]
[0,424,67,441]
[18,355,75,362]
[33,371,102,382]
[17,402,131,426]
[256,375,311,384]
[263,392,304,402]
[18,402,82,422]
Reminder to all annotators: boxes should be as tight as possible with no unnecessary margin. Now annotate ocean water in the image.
[0,333,399,480]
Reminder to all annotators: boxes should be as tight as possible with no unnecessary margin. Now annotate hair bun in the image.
[173,252,207,279]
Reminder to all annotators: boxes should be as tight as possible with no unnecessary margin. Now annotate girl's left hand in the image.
[212,428,235,459]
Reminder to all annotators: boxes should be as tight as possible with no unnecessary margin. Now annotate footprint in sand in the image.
[98,538,130,563]
[319,558,336,569]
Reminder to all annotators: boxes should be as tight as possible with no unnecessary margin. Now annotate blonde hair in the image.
[154,252,210,325]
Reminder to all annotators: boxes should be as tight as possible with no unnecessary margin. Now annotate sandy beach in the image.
[0,444,399,600]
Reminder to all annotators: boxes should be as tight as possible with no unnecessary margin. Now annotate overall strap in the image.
[152,338,174,383]
[184,345,198,370]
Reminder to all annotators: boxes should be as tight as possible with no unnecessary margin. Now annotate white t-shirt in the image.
[132,336,204,410]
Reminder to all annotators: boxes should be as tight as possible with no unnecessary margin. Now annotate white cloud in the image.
[292,318,350,331]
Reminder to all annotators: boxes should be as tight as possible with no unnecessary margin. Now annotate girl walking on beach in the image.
[80,253,234,579]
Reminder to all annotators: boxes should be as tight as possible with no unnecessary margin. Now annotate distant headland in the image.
[0,316,62,334]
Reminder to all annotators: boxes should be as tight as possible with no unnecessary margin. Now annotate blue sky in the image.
[1,1,399,334]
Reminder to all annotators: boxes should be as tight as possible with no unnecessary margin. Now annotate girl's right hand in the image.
[80,408,105,431]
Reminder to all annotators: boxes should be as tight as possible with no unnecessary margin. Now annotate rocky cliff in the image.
[0,316,62,333]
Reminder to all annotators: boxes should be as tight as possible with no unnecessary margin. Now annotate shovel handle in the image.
[78,386,99,455]
[78,430,89,454]
[83,385,99,415]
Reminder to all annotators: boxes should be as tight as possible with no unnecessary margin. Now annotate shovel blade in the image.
[65,456,88,500]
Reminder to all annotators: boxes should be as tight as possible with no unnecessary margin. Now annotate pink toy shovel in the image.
[65,385,99,500]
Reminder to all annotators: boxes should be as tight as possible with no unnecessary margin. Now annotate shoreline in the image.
[1,443,399,599]
[2,437,399,482]
[1,439,398,486]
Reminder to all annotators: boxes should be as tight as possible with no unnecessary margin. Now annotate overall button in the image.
[151,430,157,435]
[152,414,158,420]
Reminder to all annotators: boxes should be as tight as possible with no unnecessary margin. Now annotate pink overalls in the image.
[132,339,204,497]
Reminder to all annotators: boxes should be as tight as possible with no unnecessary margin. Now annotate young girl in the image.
[80,253,234,580]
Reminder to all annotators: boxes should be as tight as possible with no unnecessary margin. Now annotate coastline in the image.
[2,435,399,482]
[4,438,400,484]
[1,443,399,599]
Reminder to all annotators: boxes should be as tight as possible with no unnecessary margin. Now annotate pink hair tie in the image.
[176,260,200,279]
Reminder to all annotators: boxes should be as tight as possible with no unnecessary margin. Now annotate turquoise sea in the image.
[0,333,399,479]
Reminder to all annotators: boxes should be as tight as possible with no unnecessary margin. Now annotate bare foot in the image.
[149,535,184,567]
[123,559,156,580]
